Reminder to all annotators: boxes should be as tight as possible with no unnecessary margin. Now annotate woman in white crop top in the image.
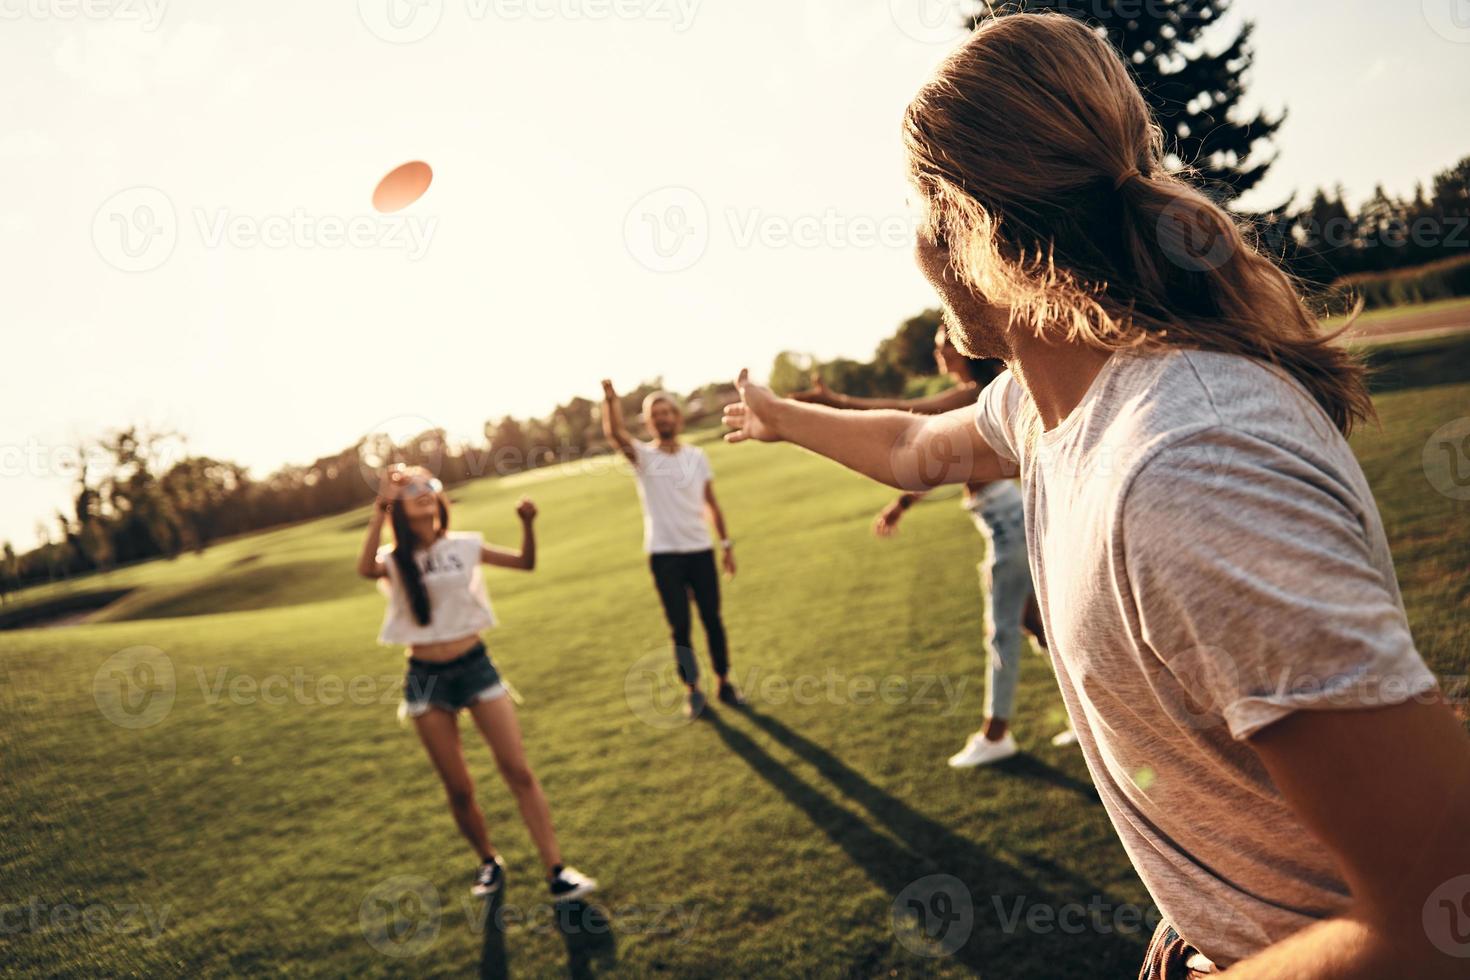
[357,465,597,903]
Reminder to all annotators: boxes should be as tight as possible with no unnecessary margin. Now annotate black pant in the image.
[649,550,729,685]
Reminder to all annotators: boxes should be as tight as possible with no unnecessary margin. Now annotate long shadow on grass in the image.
[988,752,1101,805]
[707,709,1146,977]
[479,892,616,979]
[743,709,1102,867]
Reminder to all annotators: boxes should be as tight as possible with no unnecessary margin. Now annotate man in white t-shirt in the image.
[723,13,1470,976]
[602,380,743,719]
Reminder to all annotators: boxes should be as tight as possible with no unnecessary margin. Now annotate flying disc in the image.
[372,161,433,213]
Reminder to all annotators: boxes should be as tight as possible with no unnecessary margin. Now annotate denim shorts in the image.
[402,643,506,718]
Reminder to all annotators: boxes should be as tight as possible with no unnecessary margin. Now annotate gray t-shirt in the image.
[974,348,1438,967]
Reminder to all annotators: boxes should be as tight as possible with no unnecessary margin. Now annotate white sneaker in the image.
[947,731,1018,768]
[548,865,599,903]
[1051,728,1079,747]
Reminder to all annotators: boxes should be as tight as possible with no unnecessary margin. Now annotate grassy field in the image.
[1326,294,1470,329]
[3,356,1468,978]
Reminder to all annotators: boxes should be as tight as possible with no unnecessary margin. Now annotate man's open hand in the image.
[723,369,784,444]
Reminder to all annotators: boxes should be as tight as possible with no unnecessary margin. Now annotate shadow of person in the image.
[479,890,508,980]
[554,899,616,979]
[705,708,1146,978]
[741,707,1102,864]
[987,751,1101,804]
[478,893,617,979]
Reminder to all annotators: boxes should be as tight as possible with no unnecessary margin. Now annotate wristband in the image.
[721,538,733,550]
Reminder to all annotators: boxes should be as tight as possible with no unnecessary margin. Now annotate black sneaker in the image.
[717,681,745,708]
[472,857,505,897]
[683,688,708,720]
[548,865,598,903]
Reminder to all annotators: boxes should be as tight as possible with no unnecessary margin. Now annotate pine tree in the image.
[971,1,1282,202]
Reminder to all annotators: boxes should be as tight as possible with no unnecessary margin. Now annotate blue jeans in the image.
[966,483,1033,722]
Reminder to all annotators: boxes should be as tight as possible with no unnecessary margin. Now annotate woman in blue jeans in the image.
[797,324,1074,766]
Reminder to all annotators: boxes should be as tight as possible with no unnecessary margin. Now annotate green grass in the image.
[2,382,1467,978]
[1324,295,1470,331]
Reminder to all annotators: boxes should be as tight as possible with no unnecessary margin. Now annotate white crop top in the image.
[377,531,497,645]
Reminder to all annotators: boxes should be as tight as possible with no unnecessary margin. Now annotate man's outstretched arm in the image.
[722,369,1011,491]
[600,379,638,465]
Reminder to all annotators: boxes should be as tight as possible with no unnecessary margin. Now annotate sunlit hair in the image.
[641,391,681,417]
[388,466,449,626]
[903,11,1371,434]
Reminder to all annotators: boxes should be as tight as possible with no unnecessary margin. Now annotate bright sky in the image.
[3,0,1467,550]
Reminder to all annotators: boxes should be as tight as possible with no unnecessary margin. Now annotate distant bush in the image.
[1328,254,1470,310]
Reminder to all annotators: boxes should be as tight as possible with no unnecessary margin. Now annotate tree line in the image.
[1267,156,1470,293]
[0,380,732,598]
[6,0,1467,598]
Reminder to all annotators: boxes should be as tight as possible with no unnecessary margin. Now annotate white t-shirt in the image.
[974,348,1436,967]
[629,440,714,554]
[377,531,497,645]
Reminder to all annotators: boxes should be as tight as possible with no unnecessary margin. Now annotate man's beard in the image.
[943,306,1011,361]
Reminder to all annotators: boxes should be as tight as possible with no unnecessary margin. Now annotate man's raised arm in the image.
[722,369,1010,491]
[600,379,638,465]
